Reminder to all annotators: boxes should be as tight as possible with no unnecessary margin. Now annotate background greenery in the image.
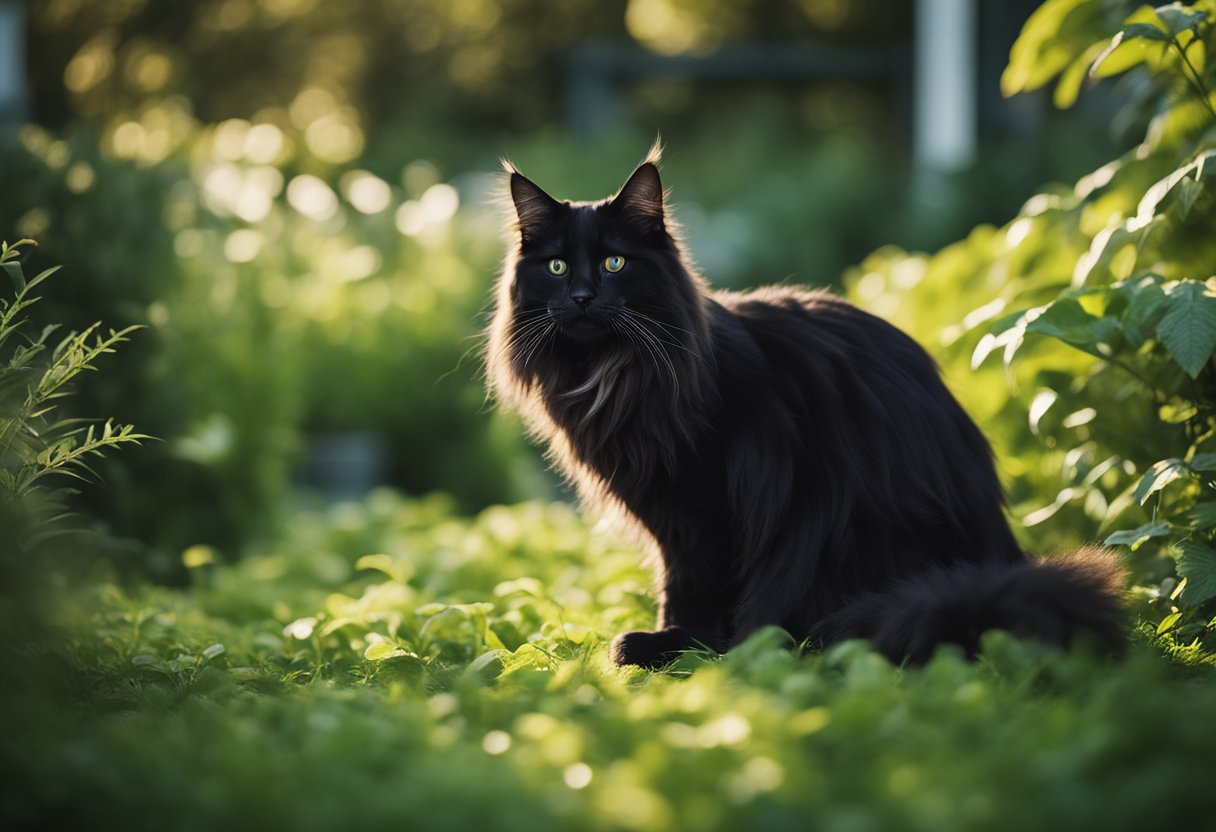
[3,0,1216,829]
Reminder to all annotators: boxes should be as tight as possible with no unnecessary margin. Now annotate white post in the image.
[0,0,26,131]
[914,0,977,175]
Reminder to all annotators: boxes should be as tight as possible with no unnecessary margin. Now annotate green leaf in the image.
[1024,298,1119,356]
[1136,153,1216,223]
[355,553,414,585]
[1156,610,1183,635]
[1158,401,1198,423]
[1175,175,1203,219]
[1089,30,1164,79]
[1135,458,1188,504]
[1156,280,1216,378]
[1121,22,1171,42]
[1190,453,1216,471]
[1177,541,1216,604]
[202,643,226,660]
[2,261,25,293]
[1116,274,1168,347]
[1155,3,1208,35]
[1104,520,1171,549]
[1189,502,1216,528]
[1002,0,1110,96]
[363,641,413,661]
[1054,41,1109,108]
[1073,215,1164,286]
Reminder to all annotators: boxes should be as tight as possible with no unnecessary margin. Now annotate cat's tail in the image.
[810,546,1126,664]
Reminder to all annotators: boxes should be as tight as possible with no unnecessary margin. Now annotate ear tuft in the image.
[644,135,663,167]
[509,171,559,239]
[613,162,664,228]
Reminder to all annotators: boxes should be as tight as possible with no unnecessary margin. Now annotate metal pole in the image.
[914,0,976,175]
[0,0,27,134]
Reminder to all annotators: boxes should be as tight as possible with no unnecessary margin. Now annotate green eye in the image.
[547,258,568,276]
[604,255,625,273]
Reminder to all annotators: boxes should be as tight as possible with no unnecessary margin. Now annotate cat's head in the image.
[500,146,701,349]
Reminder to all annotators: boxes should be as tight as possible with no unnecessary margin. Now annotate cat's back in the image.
[711,284,935,384]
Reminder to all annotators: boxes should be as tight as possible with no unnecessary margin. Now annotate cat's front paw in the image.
[610,628,703,668]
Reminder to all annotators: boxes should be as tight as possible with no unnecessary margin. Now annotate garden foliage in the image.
[849,0,1216,646]
[6,3,1216,829]
[4,494,1215,831]
[0,240,145,555]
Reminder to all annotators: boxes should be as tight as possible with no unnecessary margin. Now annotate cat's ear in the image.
[611,162,665,230]
[509,171,560,241]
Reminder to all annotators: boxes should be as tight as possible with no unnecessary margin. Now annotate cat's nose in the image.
[571,288,594,308]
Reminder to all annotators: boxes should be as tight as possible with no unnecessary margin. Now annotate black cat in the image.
[486,146,1123,668]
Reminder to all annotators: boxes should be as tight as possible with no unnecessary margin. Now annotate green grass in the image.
[3,492,1216,831]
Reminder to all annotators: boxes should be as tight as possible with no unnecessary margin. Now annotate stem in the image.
[1171,31,1216,123]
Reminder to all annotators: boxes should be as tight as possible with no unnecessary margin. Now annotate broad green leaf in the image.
[1135,458,1188,504]
[1177,541,1216,604]
[1156,280,1216,378]
[1104,520,1170,549]
[1190,453,1216,471]
[202,643,225,660]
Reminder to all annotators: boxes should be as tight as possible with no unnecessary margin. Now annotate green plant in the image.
[992,0,1216,641]
[3,495,1215,832]
[0,239,147,553]
[848,0,1216,647]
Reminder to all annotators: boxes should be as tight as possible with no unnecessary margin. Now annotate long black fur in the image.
[486,148,1124,668]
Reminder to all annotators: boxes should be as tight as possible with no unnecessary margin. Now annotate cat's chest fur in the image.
[542,349,700,492]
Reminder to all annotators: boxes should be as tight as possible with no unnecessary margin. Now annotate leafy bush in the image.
[848,0,1216,646]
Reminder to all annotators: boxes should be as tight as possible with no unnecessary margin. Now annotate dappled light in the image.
[4,1,1216,829]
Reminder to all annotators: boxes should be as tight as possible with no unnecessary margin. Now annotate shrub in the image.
[848,0,1216,646]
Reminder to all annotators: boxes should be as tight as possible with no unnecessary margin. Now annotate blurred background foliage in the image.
[0,0,1143,576]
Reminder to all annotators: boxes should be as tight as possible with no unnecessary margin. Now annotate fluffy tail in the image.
[811,547,1126,664]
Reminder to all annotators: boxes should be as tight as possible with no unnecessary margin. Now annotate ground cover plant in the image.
[5,2,1216,830]
[3,494,1216,831]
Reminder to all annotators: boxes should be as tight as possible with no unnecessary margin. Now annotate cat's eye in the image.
[604,255,626,273]
[547,258,568,276]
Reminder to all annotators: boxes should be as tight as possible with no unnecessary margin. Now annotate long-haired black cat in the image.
[486,145,1124,668]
